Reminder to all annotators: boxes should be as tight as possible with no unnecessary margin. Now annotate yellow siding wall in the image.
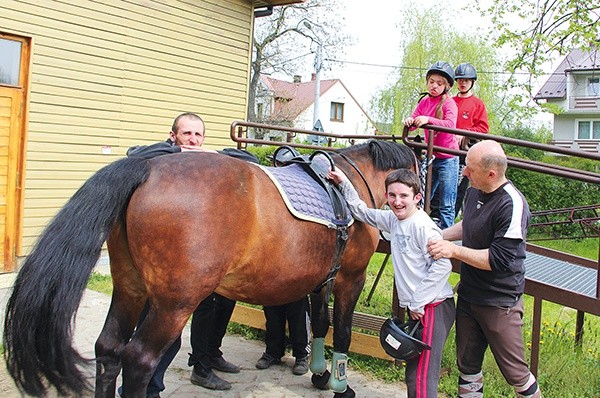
[0,0,254,253]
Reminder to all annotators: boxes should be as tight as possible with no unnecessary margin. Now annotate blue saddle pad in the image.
[261,159,353,228]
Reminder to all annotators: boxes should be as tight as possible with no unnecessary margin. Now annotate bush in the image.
[501,127,599,213]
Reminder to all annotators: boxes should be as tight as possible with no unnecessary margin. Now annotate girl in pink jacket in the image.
[403,61,458,229]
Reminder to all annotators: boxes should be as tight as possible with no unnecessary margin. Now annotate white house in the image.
[256,74,377,143]
[534,49,600,153]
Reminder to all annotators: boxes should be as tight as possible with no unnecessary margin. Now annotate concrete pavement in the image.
[0,268,408,397]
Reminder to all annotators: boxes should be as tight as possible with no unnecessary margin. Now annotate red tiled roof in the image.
[262,75,339,121]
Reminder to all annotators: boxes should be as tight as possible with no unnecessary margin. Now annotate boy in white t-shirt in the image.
[328,168,455,398]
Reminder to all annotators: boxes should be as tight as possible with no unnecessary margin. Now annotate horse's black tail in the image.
[3,156,150,397]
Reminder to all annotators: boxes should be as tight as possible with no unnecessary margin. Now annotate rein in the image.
[337,152,387,244]
[337,153,377,208]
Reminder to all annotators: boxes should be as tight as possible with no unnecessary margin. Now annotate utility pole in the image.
[313,42,323,145]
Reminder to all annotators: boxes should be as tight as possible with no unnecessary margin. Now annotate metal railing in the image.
[230,120,600,374]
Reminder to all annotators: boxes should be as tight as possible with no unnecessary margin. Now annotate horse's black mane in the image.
[336,140,415,171]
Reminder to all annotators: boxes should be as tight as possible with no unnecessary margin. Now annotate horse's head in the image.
[334,140,417,209]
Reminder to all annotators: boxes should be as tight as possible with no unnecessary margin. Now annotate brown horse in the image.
[3,140,416,398]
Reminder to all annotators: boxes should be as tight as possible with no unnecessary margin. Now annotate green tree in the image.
[248,0,351,122]
[369,6,508,135]
[482,0,600,94]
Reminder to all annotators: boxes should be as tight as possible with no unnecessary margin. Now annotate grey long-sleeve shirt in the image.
[338,179,454,313]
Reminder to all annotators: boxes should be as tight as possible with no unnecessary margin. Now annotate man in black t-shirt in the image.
[427,141,541,398]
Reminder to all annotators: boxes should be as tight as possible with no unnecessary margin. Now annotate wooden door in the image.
[0,33,29,272]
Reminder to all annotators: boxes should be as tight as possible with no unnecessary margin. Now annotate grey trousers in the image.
[405,297,455,398]
[456,297,533,387]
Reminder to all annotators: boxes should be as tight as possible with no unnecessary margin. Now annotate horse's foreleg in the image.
[327,271,367,398]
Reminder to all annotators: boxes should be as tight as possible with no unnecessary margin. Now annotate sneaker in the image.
[255,353,281,369]
[190,368,232,390]
[210,356,241,373]
[292,356,309,375]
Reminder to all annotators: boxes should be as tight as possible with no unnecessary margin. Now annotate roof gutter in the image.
[254,6,273,18]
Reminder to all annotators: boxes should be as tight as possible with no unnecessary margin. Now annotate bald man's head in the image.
[464,140,508,192]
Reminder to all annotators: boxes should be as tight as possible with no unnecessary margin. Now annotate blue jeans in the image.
[430,156,459,229]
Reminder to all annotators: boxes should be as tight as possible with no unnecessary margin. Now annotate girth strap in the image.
[272,147,351,297]
[312,224,348,296]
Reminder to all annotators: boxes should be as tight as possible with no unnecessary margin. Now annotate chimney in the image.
[293,75,302,83]
[311,73,316,81]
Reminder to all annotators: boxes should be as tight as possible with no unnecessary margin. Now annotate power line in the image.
[324,57,560,77]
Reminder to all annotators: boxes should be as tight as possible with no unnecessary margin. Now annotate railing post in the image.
[575,310,585,347]
[530,296,543,377]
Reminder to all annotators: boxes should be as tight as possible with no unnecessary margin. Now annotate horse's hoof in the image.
[333,386,356,398]
[311,370,331,390]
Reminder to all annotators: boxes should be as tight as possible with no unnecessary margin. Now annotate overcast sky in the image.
[292,0,557,121]
[314,0,493,107]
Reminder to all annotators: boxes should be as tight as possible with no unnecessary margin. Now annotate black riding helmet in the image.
[455,62,477,80]
[426,61,455,88]
[379,318,431,360]
[455,63,477,94]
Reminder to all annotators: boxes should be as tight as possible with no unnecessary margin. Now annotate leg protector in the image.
[309,337,327,374]
[328,351,348,393]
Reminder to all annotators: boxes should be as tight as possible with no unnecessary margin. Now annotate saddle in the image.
[261,146,352,295]
[262,148,352,228]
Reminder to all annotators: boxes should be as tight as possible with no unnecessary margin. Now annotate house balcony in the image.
[568,95,600,111]
[551,139,600,154]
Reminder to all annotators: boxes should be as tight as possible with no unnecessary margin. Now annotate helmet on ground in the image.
[455,63,477,81]
[379,318,431,360]
[426,61,455,87]
[271,145,301,166]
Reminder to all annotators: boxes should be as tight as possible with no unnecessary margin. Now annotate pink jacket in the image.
[410,95,458,159]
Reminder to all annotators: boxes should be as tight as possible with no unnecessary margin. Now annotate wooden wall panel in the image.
[0,0,254,253]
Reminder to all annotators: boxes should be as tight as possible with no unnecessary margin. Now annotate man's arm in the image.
[127,142,181,159]
[428,220,492,271]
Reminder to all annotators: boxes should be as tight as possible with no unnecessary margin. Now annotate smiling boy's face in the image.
[385,182,421,220]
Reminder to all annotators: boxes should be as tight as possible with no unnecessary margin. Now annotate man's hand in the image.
[427,239,456,261]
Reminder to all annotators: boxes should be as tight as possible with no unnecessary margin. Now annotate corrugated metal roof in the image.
[535,49,600,100]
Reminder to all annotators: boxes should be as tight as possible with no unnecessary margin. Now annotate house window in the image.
[0,37,22,86]
[577,120,600,139]
[588,77,600,96]
[257,103,264,118]
[330,102,344,122]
